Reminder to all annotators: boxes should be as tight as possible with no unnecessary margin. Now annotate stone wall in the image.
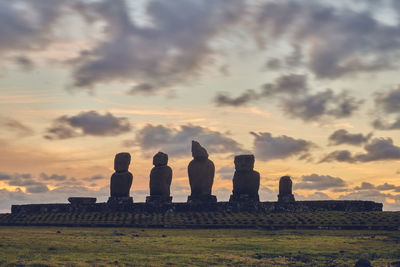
[11,200,382,214]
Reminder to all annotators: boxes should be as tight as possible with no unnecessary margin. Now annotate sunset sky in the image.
[1,0,400,212]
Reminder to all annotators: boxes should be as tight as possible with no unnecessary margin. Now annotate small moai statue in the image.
[230,154,260,202]
[146,152,173,204]
[277,176,295,202]
[108,152,133,206]
[187,141,217,203]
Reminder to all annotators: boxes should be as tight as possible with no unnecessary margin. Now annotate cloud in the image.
[372,87,400,130]
[319,150,356,163]
[0,117,34,137]
[328,129,372,146]
[214,74,308,107]
[374,87,400,114]
[214,74,362,122]
[295,191,331,201]
[0,173,49,194]
[127,124,246,158]
[255,1,400,79]
[339,189,389,207]
[0,185,110,213]
[44,111,131,140]
[281,89,362,122]
[320,137,400,163]
[214,89,258,107]
[39,173,67,181]
[12,56,34,71]
[250,132,314,161]
[261,74,308,96]
[127,83,158,96]
[216,166,234,181]
[70,0,244,91]
[373,117,400,130]
[353,182,375,190]
[294,174,347,190]
[265,58,282,70]
[0,0,71,56]
[354,138,400,162]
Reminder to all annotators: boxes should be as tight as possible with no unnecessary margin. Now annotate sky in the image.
[1,0,400,212]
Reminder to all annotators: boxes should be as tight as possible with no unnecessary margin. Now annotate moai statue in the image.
[146,152,173,204]
[277,176,295,202]
[187,141,217,203]
[108,152,133,206]
[230,154,260,202]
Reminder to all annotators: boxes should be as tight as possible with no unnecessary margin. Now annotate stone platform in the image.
[10,200,383,214]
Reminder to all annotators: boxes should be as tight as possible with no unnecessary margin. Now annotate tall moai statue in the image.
[277,176,295,202]
[146,152,173,204]
[108,152,133,206]
[229,154,260,202]
[187,141,217,204]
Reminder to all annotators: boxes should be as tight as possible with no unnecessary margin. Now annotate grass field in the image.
[0,227,400,266]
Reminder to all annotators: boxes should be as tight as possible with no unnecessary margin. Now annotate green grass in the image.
[1,211,399,230]
[0,227,400,266]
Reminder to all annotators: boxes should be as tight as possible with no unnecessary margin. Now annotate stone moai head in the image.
[114,152,131,172]
[191,140,208,159]
[279,176,293,195]
[234,155,255,171]
[153,151,168,167]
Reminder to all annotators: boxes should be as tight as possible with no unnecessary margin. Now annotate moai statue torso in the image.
[149,152,172,197]
[188,141,215,196]
[278,176,295,202]
[110,152,133,197]
[232,155,260,198]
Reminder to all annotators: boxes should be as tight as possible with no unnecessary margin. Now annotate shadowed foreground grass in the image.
[0,227,400,266]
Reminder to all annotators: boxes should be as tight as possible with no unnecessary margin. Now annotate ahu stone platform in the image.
[11,200,382,214]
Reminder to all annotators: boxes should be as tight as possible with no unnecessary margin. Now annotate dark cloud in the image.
[328,129,372,146]
[373,117,400,131]
[26,184,49,194]
[44,111,131,140]
[127,83,158,96]
[376,183,399,191]
[281,89,362,122]
[214,74,308,107]
[319,150,356,163]
[219,64,230,76]
[256,1,400,79]
[127,124,246,157]
[0,185,110,212]
[295,191,331,201]
[339,189,388,203]
[294,174,347,190]
[353,182,375,190]
[216,166,234,181]
[82,175,106,182]
[261,74,308,96]
[39,173,67,181]
[356,138,400,162]
[0,173,11,181]
[215,73,362,122]
[0,173,49,194]
[372,87,400,130]
[0,117,34,137]
[214,89,258,107]
[265,58,281,70]
[320,137,400,163]
[0,0,71,55]
[70,0,245,91]
[374,87,400,114]
[250,132,314,161]
[12,56,34,71]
